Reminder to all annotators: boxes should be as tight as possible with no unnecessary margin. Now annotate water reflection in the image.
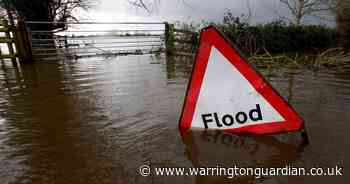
[181,130,304,184]
[0,55,348,184]
[0,58,147,183]
[165,55,193,81]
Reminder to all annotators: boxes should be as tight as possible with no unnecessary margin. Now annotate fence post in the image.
[164,22,174,55]
[1,20,17,66]
[15,19,33,63]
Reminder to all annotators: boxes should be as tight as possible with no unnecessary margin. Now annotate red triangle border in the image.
[178,26,304,135]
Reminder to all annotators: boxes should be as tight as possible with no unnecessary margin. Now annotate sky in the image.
[76,0,336,26]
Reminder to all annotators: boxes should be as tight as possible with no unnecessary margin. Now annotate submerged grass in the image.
[248,48,350,69]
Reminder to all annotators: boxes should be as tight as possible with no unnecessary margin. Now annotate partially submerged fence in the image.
[25,21,167,61]
[0,20,16,63]
[165,23,198,56]
[0,20,198,63]
[0,19,32,64]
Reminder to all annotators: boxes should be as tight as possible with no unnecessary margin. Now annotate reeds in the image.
[248,48,350,69]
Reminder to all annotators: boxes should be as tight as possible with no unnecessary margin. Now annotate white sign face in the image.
[191,47,284,129]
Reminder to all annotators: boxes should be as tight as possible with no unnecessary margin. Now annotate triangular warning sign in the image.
[179,26,304,135]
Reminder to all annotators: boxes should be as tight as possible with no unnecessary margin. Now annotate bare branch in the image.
[280,0,333,26]
[127,0,151,13]
[127,0,193,13]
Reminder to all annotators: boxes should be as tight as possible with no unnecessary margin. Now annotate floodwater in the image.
[0,55,348,183]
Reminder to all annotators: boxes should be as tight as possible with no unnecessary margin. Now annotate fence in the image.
[25,21,167,61]
[0,19,32,64]
[165,23,198,56]
[0,20,17,63]
[0,20,198,63]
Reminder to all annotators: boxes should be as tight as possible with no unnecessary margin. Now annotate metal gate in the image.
[25,21,166,61]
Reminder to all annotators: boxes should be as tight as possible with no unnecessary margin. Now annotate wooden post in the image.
[165,22,170,54]
[164,22,174,55]
[5,2,15,26]
[3,0,18,66]
[15,19,33,63]
[191,32,199,54]
[0,46,4,64]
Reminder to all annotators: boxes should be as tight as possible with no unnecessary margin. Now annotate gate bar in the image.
[25,21,166,25]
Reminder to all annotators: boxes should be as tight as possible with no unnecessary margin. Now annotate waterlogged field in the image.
[0,55,348,183]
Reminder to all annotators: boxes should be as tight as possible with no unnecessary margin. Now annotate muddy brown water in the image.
[0,55,348,183]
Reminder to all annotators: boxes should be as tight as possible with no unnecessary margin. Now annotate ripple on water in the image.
[0,56,348,183]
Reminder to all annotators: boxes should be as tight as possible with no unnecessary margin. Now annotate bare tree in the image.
[48,0,95,22]
[0,0,97,30]
[127,0,191,13]
[127,0,153,13]
[280,0,332,26]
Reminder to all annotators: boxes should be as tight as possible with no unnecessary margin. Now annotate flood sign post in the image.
[179,26,307,137]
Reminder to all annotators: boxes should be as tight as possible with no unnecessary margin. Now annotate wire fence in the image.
[25,21,167,61]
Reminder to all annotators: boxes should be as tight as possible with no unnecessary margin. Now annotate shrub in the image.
[216,16,338,55]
